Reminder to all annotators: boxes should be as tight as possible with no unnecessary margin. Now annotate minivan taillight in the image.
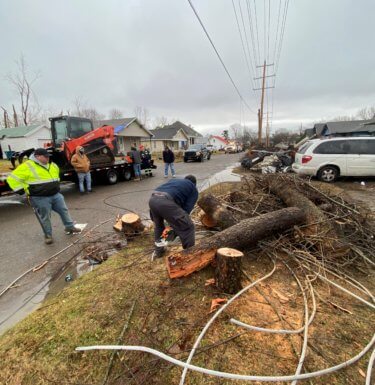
[302,155,312,164]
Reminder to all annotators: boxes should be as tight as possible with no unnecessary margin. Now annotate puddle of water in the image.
[198,164,241,192]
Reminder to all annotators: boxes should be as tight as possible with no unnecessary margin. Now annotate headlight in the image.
[196,151,201,155]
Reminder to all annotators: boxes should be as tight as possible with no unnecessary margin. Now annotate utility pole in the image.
[254,62,275,147]
[266,111,270,147]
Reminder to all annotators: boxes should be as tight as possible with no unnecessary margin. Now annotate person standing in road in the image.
[149,175,198,258]
[6,148,81,244]
[71,146,92,194]
[163,145,176,178]
[130,144,142,181]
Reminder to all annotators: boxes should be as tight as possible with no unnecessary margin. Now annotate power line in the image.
[245,0,260,76]
[253,0,261,65]
[231,0,257,97]
[267,0,271,62]
[186,0,256,114]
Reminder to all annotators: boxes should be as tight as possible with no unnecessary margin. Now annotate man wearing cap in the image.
[149,175,198,258]
[7,148,81,244]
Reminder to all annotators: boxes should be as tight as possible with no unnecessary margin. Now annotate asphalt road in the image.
[0,153,241,333]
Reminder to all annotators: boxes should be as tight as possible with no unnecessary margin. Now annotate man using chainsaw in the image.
[149,175,198,259]
[7,148,82,244]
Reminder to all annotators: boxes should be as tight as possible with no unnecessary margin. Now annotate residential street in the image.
[0,153,240,333]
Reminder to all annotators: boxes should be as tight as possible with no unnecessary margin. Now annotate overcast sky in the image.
[0,0,374,135]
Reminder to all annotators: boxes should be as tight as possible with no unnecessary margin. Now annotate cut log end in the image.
[121,213,145,236]
[200,213,217,228]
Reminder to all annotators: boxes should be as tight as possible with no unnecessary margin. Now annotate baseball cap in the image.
[34,148,51,157]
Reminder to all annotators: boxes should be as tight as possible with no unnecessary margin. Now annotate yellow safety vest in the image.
[7,160,60,196]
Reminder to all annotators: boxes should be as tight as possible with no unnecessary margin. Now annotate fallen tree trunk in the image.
[267,178,348,255]
[167,207,305,279]
[198,194,240,229]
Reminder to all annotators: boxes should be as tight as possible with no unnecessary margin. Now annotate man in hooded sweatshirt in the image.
[71,146,92,194]
[7,148,81,244]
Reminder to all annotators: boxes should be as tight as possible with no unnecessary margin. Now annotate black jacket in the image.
[163,149,175,163]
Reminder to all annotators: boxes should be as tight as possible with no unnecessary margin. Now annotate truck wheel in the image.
[207,153,211,160]
[199,155,204,162]
[317,166,339,183]
[184,158,188,163]
[106,170,118,185]
[122,169,132,181]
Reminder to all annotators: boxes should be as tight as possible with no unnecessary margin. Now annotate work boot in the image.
[151,246,165,260]
[45,235,53,245]
[65,226,82,234]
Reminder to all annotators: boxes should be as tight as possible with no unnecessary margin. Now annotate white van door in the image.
[312,140,348,175]
[346,140,375,176]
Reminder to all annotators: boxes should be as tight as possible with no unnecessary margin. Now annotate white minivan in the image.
[292,137,375,182]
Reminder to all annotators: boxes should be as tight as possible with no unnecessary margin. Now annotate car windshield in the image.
[188,145,203,150]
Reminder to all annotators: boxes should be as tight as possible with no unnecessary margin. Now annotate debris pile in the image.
[241,149,294,173]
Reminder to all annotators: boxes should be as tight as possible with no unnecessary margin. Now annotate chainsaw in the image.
[155,226,176,247]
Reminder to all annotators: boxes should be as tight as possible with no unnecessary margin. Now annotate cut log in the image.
[113,214,123,232]
[167,207,305,278]
[198,194,239,230]
[121,213,145,236]
[267,178,349,255]
[215,248,243,294]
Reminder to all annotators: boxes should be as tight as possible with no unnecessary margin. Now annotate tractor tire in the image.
[199,155,204,162]
[317,166,339,183]
[184,158,188,163]
[106,169,119,185]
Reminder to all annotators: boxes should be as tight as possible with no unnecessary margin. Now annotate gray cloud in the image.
[0,0,374,134]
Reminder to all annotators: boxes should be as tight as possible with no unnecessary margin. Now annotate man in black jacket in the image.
[149,175,198,258]
[162,146,176,178]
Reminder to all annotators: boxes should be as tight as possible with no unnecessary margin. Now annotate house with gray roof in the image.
[149,126,189,152]
[0,124,51,159]
[95,117,153,153]
[158,121,202,145]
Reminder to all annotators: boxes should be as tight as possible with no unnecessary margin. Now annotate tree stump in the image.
[215,248,243,294]
[121,213,145,236]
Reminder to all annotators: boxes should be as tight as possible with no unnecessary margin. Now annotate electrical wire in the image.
[76,332,375,382]
[366,348,375,385]
[186,0,256,114]
[179,256,277,384]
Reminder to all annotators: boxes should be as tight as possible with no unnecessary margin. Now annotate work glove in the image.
[16,188,25,195]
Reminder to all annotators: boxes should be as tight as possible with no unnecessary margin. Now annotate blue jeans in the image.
[133,163,141,178]
[29,193,75,236]
[77,172,92,193]
[164,163,175,176]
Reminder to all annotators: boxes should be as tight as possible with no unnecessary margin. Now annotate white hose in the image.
[294,252,375,303]
[366,348,375,385]
[315,273,375,310]
[179,257,277,385]
[75,332,375,382]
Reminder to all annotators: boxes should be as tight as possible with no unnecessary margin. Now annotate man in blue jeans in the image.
[7,148,81,244]
[130,145,142,181]
[163,146,176,178]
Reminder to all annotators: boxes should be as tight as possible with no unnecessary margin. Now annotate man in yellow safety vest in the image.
[7,148,81,244]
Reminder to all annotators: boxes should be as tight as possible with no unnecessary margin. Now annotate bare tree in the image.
[12,105,19,127]
[70,97,105,122]
[356,106,375,120]
[108,108,123,120]
[6,54,40,126]
[153,116,170,128]
[230,123,242,140]
[134,106,150,128]
[1,107,10,128]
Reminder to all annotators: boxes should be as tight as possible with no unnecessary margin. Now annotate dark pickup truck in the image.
[183,144,211,162]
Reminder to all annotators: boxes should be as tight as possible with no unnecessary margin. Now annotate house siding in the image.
[0,126,51,159]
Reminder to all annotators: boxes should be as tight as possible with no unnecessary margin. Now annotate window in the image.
[313,140,348,154]
[348,140,375,155]
[54,119,68,145]
[298,141,314,154]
